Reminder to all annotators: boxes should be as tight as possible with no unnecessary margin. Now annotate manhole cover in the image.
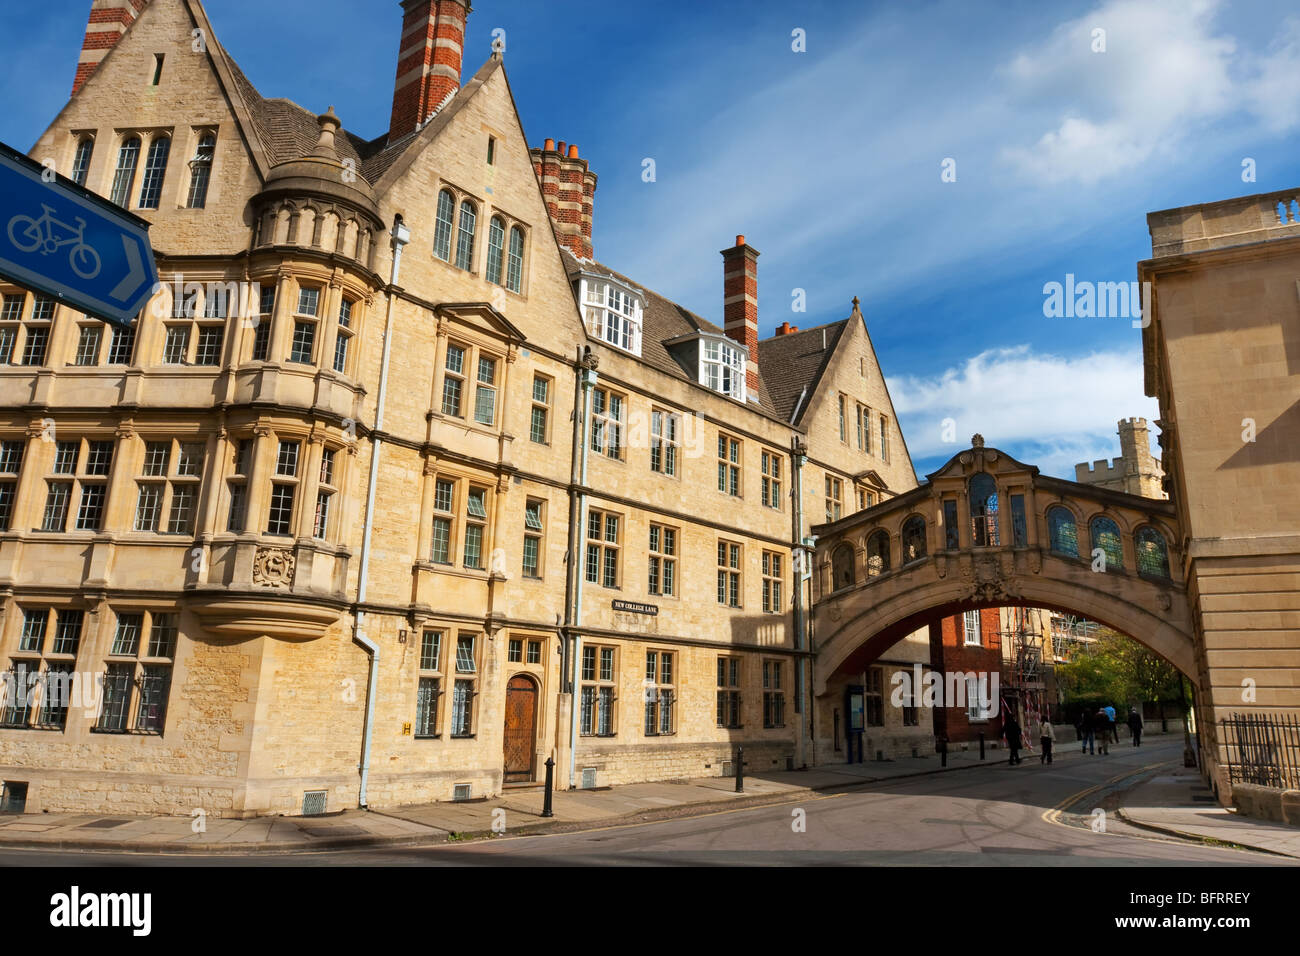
[76,818,130,829]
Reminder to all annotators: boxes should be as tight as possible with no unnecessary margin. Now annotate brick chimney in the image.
[72,0,149,96]
[721,235,760,395]
[530,139,597,259]
[389,0,470,140]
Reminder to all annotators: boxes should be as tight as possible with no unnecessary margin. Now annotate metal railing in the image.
[1222,712,1300,790]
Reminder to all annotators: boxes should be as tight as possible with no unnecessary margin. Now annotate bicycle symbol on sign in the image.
[7,203,101,279]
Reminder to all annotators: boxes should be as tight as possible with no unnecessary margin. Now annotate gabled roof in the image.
[184,0,499,190]
[757,319,850,425]
[560,250,781,416]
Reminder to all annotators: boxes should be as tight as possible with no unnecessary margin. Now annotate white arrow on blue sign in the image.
[0,140,158,329]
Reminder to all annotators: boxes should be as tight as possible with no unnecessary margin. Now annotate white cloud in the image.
[1247,17,1300,134]
[1001,0,1238,184]
[887,345,1160,478]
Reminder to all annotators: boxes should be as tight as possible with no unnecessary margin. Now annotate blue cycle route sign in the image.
[0,140,158,329]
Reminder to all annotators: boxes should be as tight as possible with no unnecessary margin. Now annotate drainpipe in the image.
[353,215,410,807]
[567,349,598,789]
[791,436,809,768]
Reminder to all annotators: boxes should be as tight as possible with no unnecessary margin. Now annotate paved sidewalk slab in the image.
[0,737,1204,854]
[1118,767,1300,858]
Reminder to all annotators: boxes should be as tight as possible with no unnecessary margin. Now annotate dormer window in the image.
[701,338,744,400]
[580,276,643,355]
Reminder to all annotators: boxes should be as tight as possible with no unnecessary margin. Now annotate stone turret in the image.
[1075,417,1167,499]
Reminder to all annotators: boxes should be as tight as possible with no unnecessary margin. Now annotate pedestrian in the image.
[1094,707,1110,755]
[1004,712,1022,765]
[1105,703,1119,743]
[1077,712,1092,754]
[1039,713,1055,765]
[1127,706,1143,747]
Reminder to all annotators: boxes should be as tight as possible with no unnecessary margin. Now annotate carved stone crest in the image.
[253,547,296,588]
[961,554,1018,603]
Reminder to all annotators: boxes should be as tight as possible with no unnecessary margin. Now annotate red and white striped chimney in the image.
[721,235,760,395]
[72,0,149,96]
[389,0,470,139]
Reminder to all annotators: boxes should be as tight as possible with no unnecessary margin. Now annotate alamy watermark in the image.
[1042,274,1150,328]
[889,665,998,719]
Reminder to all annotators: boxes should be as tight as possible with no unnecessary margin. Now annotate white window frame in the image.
[701,337,745,400]
[580,276,643,355]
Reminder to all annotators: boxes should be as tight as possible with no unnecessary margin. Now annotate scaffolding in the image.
[999,607,1058,729]
[1049,614,1102,663]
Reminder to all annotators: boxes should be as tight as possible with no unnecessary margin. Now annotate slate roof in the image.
[757,319,851,426]
[219,39,491,187]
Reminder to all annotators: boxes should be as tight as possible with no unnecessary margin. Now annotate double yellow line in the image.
[1041,760,1175,828]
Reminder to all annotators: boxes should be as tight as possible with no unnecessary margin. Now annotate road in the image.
[2,738,1292,867]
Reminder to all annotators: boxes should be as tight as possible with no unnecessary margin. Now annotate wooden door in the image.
[503,675,537,783]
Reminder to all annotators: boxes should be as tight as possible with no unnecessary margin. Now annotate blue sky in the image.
[5,0,1298,480]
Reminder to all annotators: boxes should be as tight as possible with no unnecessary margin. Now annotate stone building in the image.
[1074,417,1166,499]
[0,0,926,815]
[1141,187,1300,793]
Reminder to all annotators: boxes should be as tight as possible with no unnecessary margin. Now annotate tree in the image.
[1056,628,1182,729]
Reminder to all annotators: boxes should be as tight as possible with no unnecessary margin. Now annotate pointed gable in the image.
[758,320,849,425]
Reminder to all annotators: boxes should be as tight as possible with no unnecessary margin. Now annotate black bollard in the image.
[541,756,554,818]
[735,746,744,793]
[979,733,985,761]
[940,737,947,767]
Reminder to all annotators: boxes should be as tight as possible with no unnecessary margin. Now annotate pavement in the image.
[1117,765,1300,859]
[1,732,1294,857]
[0,743,1028,854]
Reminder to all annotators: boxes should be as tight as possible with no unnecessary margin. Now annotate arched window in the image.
[485,217,506,285]
[109,136,141,207]
[1090,516,1124,571]
[507,226,525,293]
[71,137,94,187]
[186,133,215,208]
[433,189,455,261]
[1047,506,1078,557]
[902,516,927,564]
[831,544,855,591]
[1136,527,1170,578]
[454,200,477,271]
[866,530,890,577]
[969,472,999,546]
[138,135,171,209]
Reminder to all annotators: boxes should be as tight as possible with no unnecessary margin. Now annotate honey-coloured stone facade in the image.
[0,0,932,816]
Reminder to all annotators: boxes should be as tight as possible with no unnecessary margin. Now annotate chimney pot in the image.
[530,135,599,260]
[735,235,745,247]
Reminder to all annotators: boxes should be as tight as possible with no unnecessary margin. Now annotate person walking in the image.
[1105,703,1119,743]
[1039,713,1055,765]
[1127,706,1143,747]
[1094,707,1111,755]
[1077,712,1092,754]
[1004,712,1022,765]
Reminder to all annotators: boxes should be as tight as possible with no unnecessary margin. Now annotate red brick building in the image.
[929,609,1004,745]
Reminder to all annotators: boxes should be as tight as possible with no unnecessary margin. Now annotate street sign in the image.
[0,140,158,328]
